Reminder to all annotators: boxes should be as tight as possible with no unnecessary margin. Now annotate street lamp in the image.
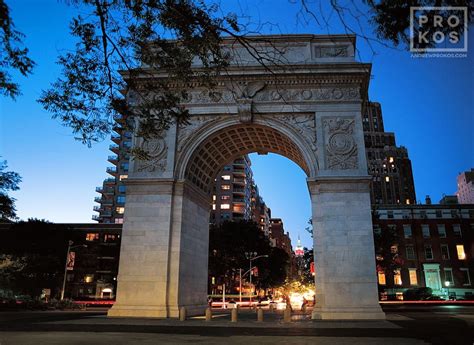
[244,252,268,303]
[445,281,450,300]
[60,241,87,301]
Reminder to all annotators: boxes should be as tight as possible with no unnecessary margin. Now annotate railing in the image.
[93,206,101,212]
[104,178,116,184]
[92,215,101,221]
[109,144,119,151]
[106,167,117,174]
[108,155,118,162]
[95,187,103,193]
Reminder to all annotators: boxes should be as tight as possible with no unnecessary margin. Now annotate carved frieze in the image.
[314,45,350,58]
[323,117,358,170]
[177,115,221,153]
[183,87,360,105]
[135,134,168,173]
[279,114,317,151]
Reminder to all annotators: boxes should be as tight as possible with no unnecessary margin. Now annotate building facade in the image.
[210,155,254,224]
[374,203,474,300]
[363,102,417,206]
[457,169,474,204]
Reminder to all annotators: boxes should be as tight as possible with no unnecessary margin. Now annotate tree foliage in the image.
[38,0,240,146]
[0,0,35,98]
[0,159,21,221]
[209,220,289,291]
[0,219,77,297]
[373,224,403,286]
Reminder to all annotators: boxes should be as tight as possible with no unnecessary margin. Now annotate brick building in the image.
[374,202,474,299]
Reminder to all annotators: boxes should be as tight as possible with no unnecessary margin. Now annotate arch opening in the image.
[184,124,310,194]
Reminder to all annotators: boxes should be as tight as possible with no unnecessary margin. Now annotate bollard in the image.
[269,303,275,313]
[179,307,186,321]
[257,307,264,322]
[205,307,212,321]
[283,305,291,323]
[231,307,238,322]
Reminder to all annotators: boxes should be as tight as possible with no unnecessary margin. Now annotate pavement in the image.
[0,305,472,345]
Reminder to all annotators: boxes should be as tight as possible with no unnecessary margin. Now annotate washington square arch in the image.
[108,34,386,320]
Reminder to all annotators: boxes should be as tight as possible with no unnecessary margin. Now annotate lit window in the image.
[212,204,216,210]
[116,207,125,214]
[84,274,94,283]
[409,269,418,285]
[394,270,402,285]
[422,225,430,238]
[104,234,117,242]
[444,268,454,285]
[456,245,466,260]
[441,244,450,259]
[438,225,446,238]
[114,218,124,224]
[406,245,415,260]
[424,245,433,260]
[221,195,230,200]
[221,204,230,210]
[212,195,216,201]
[86,233,99,241]
[221,185,231,190]
[119,174,128,181]
[389,157,394,163]
[385,176,390,182]
[222,175,231,180]
[377,271,386,285]
[405,199,410,205]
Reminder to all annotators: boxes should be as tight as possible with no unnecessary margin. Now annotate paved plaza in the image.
[0,305,473,344]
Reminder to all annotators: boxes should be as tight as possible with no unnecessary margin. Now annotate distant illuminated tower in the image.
[294,236,304,257]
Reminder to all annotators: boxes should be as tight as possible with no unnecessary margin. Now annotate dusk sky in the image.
[1,1,472,249]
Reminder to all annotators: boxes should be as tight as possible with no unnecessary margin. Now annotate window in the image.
[444,268,454,285]
[377,271,386,285]
[114,218,124,224]
[453,224,461,236]
[403,225,412,239]
[424,245,433,260]
[441,244,450,260]
[387,211,394,219]
[116,207,125,214]
[221,195,231,200]
[460,268,471,286]
[221,175,231,181]
[119,174,128,181]
[221,185,231,190]
[451,210,459,218]
[394,270,402,285]
[212,204,216,210]
[409,269,418,285]
[437,225,446,238]
[104,234,117,242]
[220,204,230,210]
[436,210,442,218]
[86,233,99,241]
[117,196,126,204]
[406,245,415,260]
[212,195,216,201]
[422,225,430,238]
[84,274,94,283]
[420,210,427,219]
[120,162,129,171]
[118,185,126,193]
[385,176,390,182]
[456,245,466,260]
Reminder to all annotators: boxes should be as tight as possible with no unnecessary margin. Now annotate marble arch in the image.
[108,34,385,320]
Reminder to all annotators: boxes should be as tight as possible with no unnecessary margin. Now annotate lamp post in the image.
[244,252,268,303]
[60,241,87,301]
[445,281,450,300]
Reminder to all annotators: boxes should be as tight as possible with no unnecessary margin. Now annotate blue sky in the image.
[1,1,473,249]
